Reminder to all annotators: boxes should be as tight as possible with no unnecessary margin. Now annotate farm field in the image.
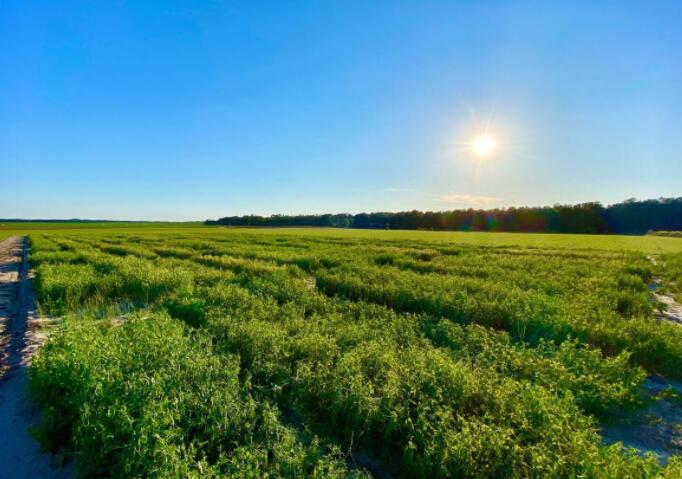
[11,226,682,477]
[4,222,682,253]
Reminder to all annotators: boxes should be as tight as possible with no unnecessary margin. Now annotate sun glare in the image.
[472,134,496,157]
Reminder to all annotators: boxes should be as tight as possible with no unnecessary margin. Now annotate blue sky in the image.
[2,1,680,220]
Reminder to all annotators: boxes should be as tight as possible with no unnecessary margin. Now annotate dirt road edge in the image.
[0,236,72,479]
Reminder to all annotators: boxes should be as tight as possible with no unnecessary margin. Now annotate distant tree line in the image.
[205,197,682,235]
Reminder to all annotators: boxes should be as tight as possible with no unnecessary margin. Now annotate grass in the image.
[15,225,682,477]
[660,253,682,302]
[4,223,682,253]
[219,228,682,254]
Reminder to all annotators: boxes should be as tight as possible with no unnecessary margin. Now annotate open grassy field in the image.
[9,225,682,477]
[4,222,682,252]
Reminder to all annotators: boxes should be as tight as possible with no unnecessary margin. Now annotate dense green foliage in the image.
[208,197,682,234]
[661,252,682,303]
[25,228,682,477]
[31,314,361,478]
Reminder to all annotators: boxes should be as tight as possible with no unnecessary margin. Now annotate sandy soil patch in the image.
[0,236,72,479]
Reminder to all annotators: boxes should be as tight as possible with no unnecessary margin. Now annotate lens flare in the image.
[472,135,495,157]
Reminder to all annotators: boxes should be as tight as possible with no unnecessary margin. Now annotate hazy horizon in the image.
[2,1,681,221]
[1,196,679,224]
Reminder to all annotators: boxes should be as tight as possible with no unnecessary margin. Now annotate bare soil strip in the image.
[654,290,682,326]
[0,236,71,479]
[602,376,682,462]
[602,266,682,463]
[645,255,682,326]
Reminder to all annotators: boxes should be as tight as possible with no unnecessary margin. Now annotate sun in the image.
[472,134,496,157]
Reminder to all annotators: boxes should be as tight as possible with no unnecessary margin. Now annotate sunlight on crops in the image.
[17,226,682,477]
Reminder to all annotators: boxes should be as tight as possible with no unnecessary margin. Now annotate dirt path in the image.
[653,287,682,326]
[601,376,682,462]
[646,255,682,326]
[601,260,682,463]
[0,236,71,479]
